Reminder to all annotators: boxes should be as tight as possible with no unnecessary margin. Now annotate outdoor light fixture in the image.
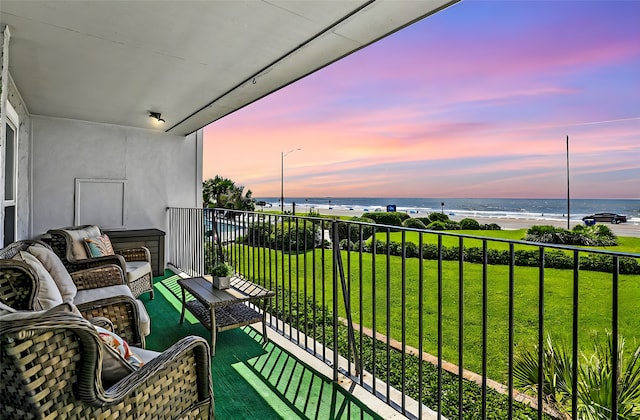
[149,112,165,123]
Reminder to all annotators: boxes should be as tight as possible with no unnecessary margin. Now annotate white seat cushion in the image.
[64,226,102,260]
[125,261,152,282]
[15,251,64,310]
[74,285,150,336]
[131,346,160,364]
[28,244,77,302]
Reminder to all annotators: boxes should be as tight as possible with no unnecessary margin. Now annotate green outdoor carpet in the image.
[144,271,382,420]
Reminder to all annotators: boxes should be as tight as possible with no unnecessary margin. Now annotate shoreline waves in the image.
[258,197,640,238]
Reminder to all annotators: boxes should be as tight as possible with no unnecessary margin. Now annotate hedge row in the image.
[359,212,502,232]
[240,221,639,275]
[339,240,640,275]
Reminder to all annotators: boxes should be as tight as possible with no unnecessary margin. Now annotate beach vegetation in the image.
[361,211,405,228]
[339,239,355,250]
[331,217,374,243]
[238,245,639,389]
[202,175,255,211]
[402,218,427,229]
[460,217,481,230]
[359,239,640,274]
[270,289,552,419]
[248,218,639,274]
[481,222,502,230]
[244,220,321,252]
[445,220,462,230]
[526,225,618,247]
[513,332,640,419]
[416,216,431,225]
[390,229,640,253]
[429,212,450,222]
[227,211,638,417]
[426,221,447,230]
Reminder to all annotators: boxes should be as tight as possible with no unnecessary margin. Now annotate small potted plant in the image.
[211,261,233,289]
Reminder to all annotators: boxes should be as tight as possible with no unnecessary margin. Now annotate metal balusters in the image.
[508,243,515,419]
[538,247,545,420]
[482,239,488,419]
[458,236,464,420]
[571,250,579,420]
[163,207,635,420]
[437,234,443,420]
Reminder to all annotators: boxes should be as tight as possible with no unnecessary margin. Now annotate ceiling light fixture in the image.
[149,111,165,123]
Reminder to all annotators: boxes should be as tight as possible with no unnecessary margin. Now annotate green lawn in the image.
[235,232,640,383]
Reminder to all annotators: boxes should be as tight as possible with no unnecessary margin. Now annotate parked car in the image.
[582,212,628,224]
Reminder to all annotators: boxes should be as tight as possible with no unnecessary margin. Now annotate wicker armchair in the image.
[0,309,214,419]
[47,225,154,299]
[0,240,146,347]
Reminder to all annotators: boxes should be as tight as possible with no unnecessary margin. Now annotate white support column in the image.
[0,25,11,246]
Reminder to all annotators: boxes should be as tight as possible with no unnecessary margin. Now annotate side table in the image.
[178,276,275,355]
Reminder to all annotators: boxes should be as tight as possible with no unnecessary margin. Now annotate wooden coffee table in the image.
[178,276,275,355]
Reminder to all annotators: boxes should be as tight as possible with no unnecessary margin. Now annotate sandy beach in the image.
[286,206,640,238]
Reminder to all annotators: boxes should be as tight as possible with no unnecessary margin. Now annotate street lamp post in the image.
[280,148,301,212]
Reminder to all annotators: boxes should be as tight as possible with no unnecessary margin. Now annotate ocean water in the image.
[256,197,640,223]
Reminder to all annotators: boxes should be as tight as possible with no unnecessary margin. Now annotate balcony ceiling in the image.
[0,0,457,136]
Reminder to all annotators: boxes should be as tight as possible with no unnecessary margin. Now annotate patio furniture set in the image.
[0,225,274,419]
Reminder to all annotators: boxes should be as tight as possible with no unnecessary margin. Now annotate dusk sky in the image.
[203,0,640,200]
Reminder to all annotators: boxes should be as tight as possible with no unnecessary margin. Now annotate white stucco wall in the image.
[31,116,202,237]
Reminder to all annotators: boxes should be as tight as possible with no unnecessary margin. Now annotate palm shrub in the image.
[526,225,574,244]
[526,225,618,247]
[513,332,640,419]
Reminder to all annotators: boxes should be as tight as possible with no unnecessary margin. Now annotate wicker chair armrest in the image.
[115,247,151,263]
[76,294,144,347]
[65,254,127,274]
[71,264,126,290]
[95,336,213,417]
[0,260,39,310]
[88,316,114,332]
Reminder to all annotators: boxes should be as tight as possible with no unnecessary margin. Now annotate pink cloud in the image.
[203,1,640,199]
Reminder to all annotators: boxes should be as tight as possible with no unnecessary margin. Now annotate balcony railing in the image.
[167,207,640,419]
